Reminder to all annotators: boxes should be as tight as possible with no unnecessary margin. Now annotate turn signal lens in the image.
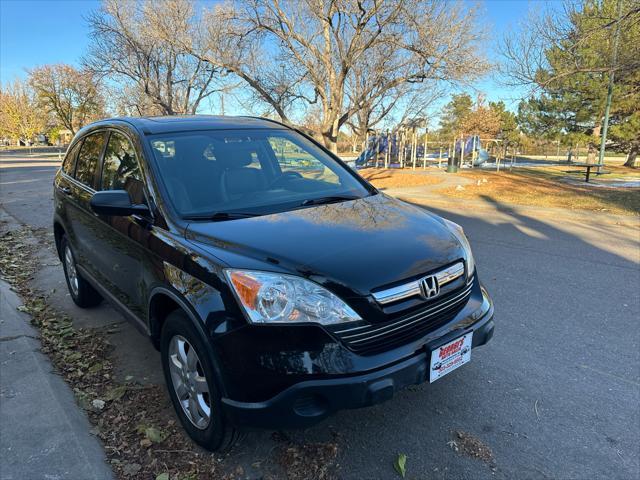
[228,270,261,309]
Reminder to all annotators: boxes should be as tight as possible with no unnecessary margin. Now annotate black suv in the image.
[53,116,494,451]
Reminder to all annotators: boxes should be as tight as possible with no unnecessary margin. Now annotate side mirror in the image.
[90,190,150,217]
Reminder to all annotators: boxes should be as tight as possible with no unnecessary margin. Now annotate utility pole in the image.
[598,0,623,167]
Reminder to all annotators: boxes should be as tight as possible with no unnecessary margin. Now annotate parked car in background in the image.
[53,116,494,451]
[34,134,49,146]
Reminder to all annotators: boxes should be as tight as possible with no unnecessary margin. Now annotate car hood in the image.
[185,193,464,297]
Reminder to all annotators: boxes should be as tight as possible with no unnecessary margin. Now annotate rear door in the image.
[54,139,82,252]
[63,130,108,280]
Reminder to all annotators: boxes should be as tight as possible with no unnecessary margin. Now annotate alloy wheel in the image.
[64,245,79,296]
[168,335,211,429]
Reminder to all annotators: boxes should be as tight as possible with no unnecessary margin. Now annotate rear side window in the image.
[101,132,144,203]
[75,132,106,189]
[61,141,81,175]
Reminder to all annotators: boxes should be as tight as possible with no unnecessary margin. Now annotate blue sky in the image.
[0,0,547,116]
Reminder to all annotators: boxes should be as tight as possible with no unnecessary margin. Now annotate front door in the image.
[92,129,151,319]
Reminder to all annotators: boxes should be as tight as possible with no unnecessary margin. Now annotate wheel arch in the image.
[148,286,200,348]
[148,285,229,397]
[53,220,65,260]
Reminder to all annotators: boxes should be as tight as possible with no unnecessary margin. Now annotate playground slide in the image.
[455,135,488,166]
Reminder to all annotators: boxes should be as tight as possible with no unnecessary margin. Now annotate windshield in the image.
[147,128,371,218]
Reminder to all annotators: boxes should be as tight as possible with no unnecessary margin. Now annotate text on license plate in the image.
[429,332,473,383]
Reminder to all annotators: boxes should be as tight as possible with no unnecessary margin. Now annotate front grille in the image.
[333,278,474,355]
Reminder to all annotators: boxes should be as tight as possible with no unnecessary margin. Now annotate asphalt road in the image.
[1,153,639,479]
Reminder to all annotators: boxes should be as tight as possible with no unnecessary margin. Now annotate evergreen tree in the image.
[502,0,639,166]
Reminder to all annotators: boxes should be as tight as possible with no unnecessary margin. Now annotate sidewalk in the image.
[0,279,113,480]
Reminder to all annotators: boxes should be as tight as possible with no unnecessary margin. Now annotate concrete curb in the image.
[0,279,114,480]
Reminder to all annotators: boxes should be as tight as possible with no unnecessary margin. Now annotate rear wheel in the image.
[61,235,102,308]
[160,310,241,451]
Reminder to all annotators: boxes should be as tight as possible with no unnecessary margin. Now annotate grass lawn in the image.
[359,168,443,189]
[439,166,640,216]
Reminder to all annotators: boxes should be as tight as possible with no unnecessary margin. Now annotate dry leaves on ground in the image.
[359,168,443,189]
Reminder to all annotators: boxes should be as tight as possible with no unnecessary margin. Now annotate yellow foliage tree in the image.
[460,105,502,139]
[0,79,45,144]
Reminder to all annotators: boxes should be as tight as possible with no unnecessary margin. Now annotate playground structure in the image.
[355,124,503,170]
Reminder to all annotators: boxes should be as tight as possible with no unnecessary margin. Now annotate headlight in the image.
[225,269,361,325]
[442,218,475,277]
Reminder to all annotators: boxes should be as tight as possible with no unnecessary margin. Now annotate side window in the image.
[101,132,145,204]
[61,141,81,175]
[268,137,340,184]
[75,132,106,189]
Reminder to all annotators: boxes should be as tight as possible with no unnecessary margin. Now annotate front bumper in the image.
[221,300,494,429]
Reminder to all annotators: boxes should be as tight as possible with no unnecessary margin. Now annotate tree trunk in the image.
[323,134,338,154]
[623,146,639,167]
[322,120,340,154]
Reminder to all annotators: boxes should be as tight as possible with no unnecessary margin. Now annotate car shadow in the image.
[267,196,639,479]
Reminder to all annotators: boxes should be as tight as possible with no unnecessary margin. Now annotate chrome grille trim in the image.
[336,281,473,341]
[371,261,465,305]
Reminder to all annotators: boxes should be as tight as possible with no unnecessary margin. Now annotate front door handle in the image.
[59,186,72,195]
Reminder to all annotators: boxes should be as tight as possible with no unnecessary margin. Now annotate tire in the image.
[160,309,241,452]
[60,235,102,308]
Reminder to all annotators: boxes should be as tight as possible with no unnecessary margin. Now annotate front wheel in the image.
[160,310,241,451]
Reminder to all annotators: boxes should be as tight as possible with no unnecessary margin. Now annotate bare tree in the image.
[500,0,640,89]
[344,43,443,147]
[164,0,487,152]
[108,83,167,117]
[347,84,442,149]
[85,0,224,116]
[28,64,104,134]
[0,79,46,144]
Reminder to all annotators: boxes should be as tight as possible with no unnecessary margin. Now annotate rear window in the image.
[61,141,81,175]
[75,132,106,189]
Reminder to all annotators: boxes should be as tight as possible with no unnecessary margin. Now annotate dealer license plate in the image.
[429,332,473,383]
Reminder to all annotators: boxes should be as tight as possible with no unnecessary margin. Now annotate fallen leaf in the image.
[122,463,141,476]
[156,474,169,480]
[105,385,128,402]
[394,453,407,478]
[145,427,166,444]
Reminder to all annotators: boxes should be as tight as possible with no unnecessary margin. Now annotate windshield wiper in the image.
[301,195,361,207]
[183,211,259,221]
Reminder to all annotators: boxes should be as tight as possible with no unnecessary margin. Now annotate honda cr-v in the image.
[53,116,494,451]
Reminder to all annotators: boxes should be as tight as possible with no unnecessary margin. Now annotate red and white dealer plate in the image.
[429,332,473,383]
